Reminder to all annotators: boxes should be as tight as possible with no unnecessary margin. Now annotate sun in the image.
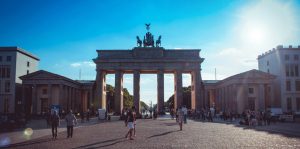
[246,26,265,43]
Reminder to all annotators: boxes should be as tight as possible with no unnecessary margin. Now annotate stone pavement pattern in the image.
[4,119,300,149]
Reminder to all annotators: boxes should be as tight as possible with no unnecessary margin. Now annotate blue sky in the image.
[1,0,300,104]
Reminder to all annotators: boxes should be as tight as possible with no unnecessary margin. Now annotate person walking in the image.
[182,105,188,124]
[125,109,134,140]
[65,110,77,138]
[177,107,184,131]
[132,106,137,137]
[86,109,90,122]
[50,110,60,139]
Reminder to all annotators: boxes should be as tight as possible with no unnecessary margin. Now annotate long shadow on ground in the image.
[72,137,125,149]
[190,118,300,138]
[147,130,180,139]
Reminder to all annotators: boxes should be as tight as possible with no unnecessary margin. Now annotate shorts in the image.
[127,122,134,129]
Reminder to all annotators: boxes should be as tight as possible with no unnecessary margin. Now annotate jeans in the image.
[67,126,73,137]
[51,124,58,138]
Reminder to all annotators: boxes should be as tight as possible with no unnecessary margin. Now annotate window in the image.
[27,70,29,74]
[1,67,5,78]
[267,69,270,73]
[6,68,10,78]
[267,61,269,66]
[0,56,2,62]
[6,56,11,62]
[296,81,300,91]
[295,55,299,60]
[286,81,291,91]
[42,88,47,95]
[4,98,9,113]
[27,61,30,67]
[291,64,295,77]
[248,88,254,94]
[286,64,290,77]
[296,65,299,77]
[297,98,300,111]
[285,54,290,61]
[5,81,10,92]
[287,98,292,111]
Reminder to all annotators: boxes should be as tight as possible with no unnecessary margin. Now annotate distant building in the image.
[20,70,94,115]
[204,70,276,114]
[258,45,300,113]
[0,47,39,114]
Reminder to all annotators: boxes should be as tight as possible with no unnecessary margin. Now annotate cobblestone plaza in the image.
[3,118,300,149]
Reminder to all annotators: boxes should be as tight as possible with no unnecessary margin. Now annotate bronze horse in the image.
[136,36,142,47]
[156,35,161,47]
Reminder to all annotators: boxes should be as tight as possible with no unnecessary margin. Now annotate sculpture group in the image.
[136,23,161,47]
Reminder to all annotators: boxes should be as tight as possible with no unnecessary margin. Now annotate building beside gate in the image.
[19,70,94,115]
[258,45,300,113]
[0,47,39,114]
[204,69,276,114]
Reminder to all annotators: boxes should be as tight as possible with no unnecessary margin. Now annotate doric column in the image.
[59,84,63,107]
[89,88,93,109]
[174,70,183,110]
[157,70,164,114]
[133,70,141,115]
[67,87,70,111]
[96,70,106,109]
[115,70,123,115]
[191,69,202,110]
[21,85,25,113]
[32,84,37,114]
[47,84,52,105]
[269,84,275,108]
[259,84,265,111]
[233,84,237,113]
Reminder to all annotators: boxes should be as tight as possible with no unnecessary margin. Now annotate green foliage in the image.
[140,101,149,110]
[167,86,191,109]
[106,84,134,112]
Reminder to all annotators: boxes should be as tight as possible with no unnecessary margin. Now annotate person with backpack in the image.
[50,110,60,139]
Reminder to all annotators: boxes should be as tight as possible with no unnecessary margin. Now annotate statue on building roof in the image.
[136,24,162,48]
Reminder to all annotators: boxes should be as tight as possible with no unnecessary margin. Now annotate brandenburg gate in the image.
[93,24,204,115]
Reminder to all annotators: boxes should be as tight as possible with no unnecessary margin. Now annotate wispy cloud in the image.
[70,61,96,68]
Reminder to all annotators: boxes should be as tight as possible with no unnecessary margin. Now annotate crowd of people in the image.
[44,105,276,141]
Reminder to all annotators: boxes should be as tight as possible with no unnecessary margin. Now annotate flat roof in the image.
[0,46,40,61]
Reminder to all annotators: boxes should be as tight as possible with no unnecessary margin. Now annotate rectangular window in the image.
[285,54,290,61]
[267,69,270,73]
[267,61,269,66]
[4,98,9,113]
[6,56,11,62]
[287,97,292,111]
[295,65,299,77]
[42,88,47,95]
[5,81,10,93]
[295,55,299,60]
[286,64,290,77]
[27,61,30,67]
[6,68,10,78]
[286,81,291,91]
[297,98,300,111]
[248,88,254,94]
[291,64,295,77]
[27,70,29,74]
[1,67,5,78]
[0,56,2,62]
[296,81,300,91]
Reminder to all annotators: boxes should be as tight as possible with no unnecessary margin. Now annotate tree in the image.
[167,86,192,109]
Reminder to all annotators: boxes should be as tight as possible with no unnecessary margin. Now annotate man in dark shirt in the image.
[50,111,60,139]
